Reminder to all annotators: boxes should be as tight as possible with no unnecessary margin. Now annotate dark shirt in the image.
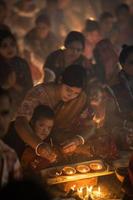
[112,71,133,115]
[3,121,26,159]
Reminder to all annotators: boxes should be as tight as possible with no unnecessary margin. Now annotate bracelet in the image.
[76,135,85,145]
[35,142,44,156]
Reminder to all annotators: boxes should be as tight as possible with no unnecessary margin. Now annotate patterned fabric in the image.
[17,83,87,144]
[0,140,22,187]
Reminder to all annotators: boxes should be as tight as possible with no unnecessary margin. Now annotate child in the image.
[21,105,56,172]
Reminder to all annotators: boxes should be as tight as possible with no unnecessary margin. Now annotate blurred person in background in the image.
[0,30,33,117]
[9,0,39,38]
[83,19,102,60]
[43,31,92,82]
[99,12,114,39]
[0,88,22,187]
[111,3,133,50]
[93,39,119,85]
[24,14,59,85]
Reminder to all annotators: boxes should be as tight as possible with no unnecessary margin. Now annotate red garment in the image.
[21,146,51,172]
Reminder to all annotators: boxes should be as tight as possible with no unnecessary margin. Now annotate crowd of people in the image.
[0,0,133,199]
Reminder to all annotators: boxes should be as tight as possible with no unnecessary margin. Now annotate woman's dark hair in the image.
[64,31,85,49]
[84,19,100,33]
[119,45,133,65]
[0,30,16,46]
[30,105,54,125]
[62,64,87,89]
[99,12,113,21]
[116,3,130,14]
[35,14,51,27]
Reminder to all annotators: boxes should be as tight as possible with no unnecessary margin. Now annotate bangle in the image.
[76,135,85,145]
[35,142,44,156]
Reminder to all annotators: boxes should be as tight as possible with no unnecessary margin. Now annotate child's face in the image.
[0,37,17,59]
[34,118,54,140]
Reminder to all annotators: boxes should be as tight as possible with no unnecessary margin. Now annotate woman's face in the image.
[66,41,84,62]
[34,118,54,141]
[85,31,101,45]
[0,37,17,59]
[36,22,50,39]
[60,84,82,102]
[89,89,103,107]
[123,52,133,76]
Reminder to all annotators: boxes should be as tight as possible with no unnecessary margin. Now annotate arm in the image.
[15,117,57,162]
[15,116,41,149]
[61,119,96,154]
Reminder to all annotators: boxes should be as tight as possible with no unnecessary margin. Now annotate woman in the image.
[43,31,92,82]
[15,64,89,163]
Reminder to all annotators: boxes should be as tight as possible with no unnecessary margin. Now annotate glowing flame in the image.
[76,186,104,200]
[89,17,95,21]
[60,45,65,50]
[71,185,76,191]
[77,186,93,200]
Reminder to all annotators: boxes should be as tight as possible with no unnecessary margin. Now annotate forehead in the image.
[64,84,82,92]
[0,96,10,111]
[37,22,49,28]
[36,117,54,124]
[68,41,83,47]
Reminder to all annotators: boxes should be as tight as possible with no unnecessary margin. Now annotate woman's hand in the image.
[60,137,82,154]
[37,143,57,163]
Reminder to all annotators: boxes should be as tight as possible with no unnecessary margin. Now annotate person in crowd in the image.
[0,30,33,117]
[0,1,11,31]
[9,0,39,38]
[110,45,133,150]
[112,45,133,117]
[0,59,16,91]
[15,65,93,164]
[73,81,120,159]
[122,155,133,200]
[111,3,133,50]
[38,0,69,42]
[43,31,92,82]
[24,14,59,84]
[83,19,102,60]
[99,12,114,39]
[0,87,22,187]
[93,39,119,85]
[21,105,55,172]
[4,105,56,167]
[0,59,17,118]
